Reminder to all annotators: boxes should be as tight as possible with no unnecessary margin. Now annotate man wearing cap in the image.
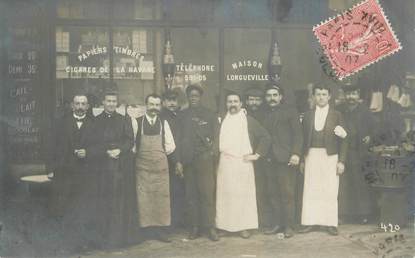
[176,84,219,241]
[88,90,134,248]
[161,90,185,228]
[214,92,270,239]
[244,86,266,123]
[299,84,348,236]
[337,86,375,224]
[262,83,303,238]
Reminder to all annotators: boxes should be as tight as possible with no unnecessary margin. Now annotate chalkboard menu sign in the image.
[4,25,42,163]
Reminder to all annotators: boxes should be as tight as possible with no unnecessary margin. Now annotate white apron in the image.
[215,112,258,232]
[301,148,339,227]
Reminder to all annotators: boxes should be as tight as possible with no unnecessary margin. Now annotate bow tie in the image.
[75,117,85,122]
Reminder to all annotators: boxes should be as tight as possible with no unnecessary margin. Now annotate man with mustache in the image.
[262,84,303,238]
[244,86,271,230]
[161,90,185,228]
[49,93,96,248]
[337,85,375,224]
[135,94,177,242]
[214,92,270,239]
[244,86,265,122]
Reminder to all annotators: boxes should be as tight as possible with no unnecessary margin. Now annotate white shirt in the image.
[314,104,329,131]
[73,114,86,129]
[139,113,176,155]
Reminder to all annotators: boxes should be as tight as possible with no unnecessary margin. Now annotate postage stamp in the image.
[313,0,402,80]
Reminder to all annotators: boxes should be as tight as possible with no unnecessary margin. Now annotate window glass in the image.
[57,0,110,19]
[169,28,220,111]
[112,27,161,108]
[55,26,110,115]
[114,0,161,20]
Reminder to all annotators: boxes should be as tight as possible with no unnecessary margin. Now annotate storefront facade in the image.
[1,0,414,178]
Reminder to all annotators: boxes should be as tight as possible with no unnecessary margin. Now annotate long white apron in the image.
[216,153,258,232]
[301,148,339,227]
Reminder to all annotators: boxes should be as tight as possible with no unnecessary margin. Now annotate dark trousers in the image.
[265,159,298,228]
[183,152,216,229]
[168,158,186,227]
[254,160,273,228]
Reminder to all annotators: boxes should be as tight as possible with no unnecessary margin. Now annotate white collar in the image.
[315,104,329,113]
[145,113,158,123]
[73,113,86,119]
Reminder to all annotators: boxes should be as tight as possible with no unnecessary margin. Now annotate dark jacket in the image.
[263,105,303,163]
[160,108,181,163]
[52,113,95,174]
[177,106,219,165]
[213,113,271,158]
[88,112,134,163]
[337,103,374,153]
[302,106,348,163]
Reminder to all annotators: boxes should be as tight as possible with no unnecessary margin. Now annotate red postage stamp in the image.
[313,0,401,80]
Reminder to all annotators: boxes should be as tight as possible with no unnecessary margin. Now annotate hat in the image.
[185,84,204,95]
[265,82,284,95]
[244,86,263,98]
[162,89,179,100]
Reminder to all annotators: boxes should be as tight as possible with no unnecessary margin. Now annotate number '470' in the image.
[380,223,400,232]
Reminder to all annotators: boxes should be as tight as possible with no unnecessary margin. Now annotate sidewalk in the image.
[75,225,414,258]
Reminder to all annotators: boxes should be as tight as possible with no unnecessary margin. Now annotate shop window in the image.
[162,0,216,22]
[4,25,42,163]
[169,28,219,111]
[113,0,161,20]
[214,0,272,24]
[57,0,110,19]
[112,27,162,108]
[224,28,272,94]
[55,26,110,115]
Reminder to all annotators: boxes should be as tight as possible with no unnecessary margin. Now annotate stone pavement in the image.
[73,225,414,258]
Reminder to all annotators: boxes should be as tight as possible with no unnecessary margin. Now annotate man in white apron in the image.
[214,92,270,239]
[135,94,177,243]
[299,84,348,236]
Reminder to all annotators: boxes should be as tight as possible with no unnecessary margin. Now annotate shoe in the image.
[264,225,281,235]
[297,226,314,234]
[188,227,199,240]
[326,226,338,236]
[284,227,295,238]
[208,228,219,241]
[240,230,251,239]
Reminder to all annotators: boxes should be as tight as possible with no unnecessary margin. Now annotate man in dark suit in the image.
[262,84,303,238]
[299,84,348,236]
[88,90,134,248]
[161,90,185,228]
[176,85,219,241]
[49,93,96,247]
[244,86,270,229]
[337,86,375,223]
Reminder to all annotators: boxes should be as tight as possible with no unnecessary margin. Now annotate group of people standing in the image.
[50,81,376,250]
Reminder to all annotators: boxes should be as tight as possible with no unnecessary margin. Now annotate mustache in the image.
[148,108,160,113]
